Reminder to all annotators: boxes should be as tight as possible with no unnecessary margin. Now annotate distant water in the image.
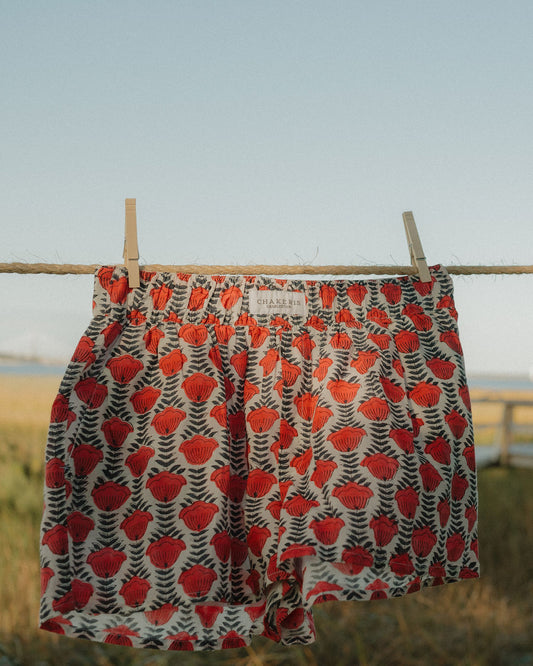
[0,362,68,376]
[1,362,533,391]
[467,375,533,391]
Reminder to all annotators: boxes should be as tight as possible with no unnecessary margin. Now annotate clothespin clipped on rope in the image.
[123,198,140,288]
[402,211,431,282]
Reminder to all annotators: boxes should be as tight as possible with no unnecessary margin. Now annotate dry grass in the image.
[0,374,532,665]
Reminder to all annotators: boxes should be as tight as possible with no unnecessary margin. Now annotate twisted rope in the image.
[0,262,532,276]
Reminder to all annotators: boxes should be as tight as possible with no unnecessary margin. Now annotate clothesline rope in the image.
[0,262,532,276]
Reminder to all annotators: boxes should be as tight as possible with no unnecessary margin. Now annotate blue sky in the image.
[1,1,532,375]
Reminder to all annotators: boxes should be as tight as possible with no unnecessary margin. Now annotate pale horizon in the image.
[1,2,532,376]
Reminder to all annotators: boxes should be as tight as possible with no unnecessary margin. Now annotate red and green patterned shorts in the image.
[39,263,480,651]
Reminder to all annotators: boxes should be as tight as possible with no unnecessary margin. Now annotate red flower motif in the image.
[389,552,415,576]
[327,379,361,403]
[402,303,433,331]
[290,447,313,475]
[440,330,463,354]
[283,495,320,517]
[309,516,345,544]
[465,505,477,532]
[367,333,391,349]
[144,603,179,626]
[71,444,103,476]
[181,372,219,402]
[66,511,95,542]
[130,386,161,414]
[188,286,210,311]
[86,546,127,578]
[369,515,398,546]
[102,321,123,346]
[380,283,402,304]
[50,393,70,423]
[150,283,173,310]
[350,349,379,373]
[426,357,456,379]
[41,524,68,555]
[380,376,405,403]
[106,354,144,383]
[179,501,219,531]
[310,459,337,488]
[332,482,373,509]
[71,579,94,608]
[360,453,400,480]
[146,471,187,502]
[445,409,468,438]
[101,417,134,448]
[119,576,151,607]
[425,437,451,465]
[195,604,224,628]
[246,469,277,498]
[459,384,472,411]
[446,533,465,562]
[107,277,130,304]
[74,377,108,408]
[91,481,131,511]
[410,381,442,407]
[151,406,187,435]
[312,406,334,433]
[335,309,361,328]
[247,525,271,557]
[419,462,443,491]
[437,499,450,527]
[366,307,392,328]
[45,458,65,488]
[293,392,319,421]
[463,445,476,471]
[210,531,231,562]
[143,326,165,354]
[120,510,153,540]
[214,324,236,346]
[178,564,217,598]
[72,336,95,366]
[159,348,187,376]
[346,282,368,305]
[318,283,337,308]
[125,446,155,477]
[179,435,219,464]
[335,547,374,577]
[146,536,186,568]
[330,331,352,350]
[220,285,243,309]
[395,486,419,519]
[228,409,246,439]
[412,526,437,557]
[389,428,414,453]
[246,406,279,433]
[394,330,420,353]
[327,426,366,452]
[452,473,469,500]
[179,323,208,346]
[357,397,390,420]
[293,332,316,360]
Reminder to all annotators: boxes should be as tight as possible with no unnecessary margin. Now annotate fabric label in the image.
[248,289,307,315]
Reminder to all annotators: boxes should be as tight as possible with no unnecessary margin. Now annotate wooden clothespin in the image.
[402,211,431,282]
[123,198,140,288]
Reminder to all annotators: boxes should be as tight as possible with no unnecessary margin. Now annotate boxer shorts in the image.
[38,263,480,651]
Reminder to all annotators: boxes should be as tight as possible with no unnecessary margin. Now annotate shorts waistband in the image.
[91,264,453,327]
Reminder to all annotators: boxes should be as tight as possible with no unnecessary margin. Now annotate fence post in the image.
[500,402,514,466]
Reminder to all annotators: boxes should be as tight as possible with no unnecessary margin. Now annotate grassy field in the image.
[0,374,532,666]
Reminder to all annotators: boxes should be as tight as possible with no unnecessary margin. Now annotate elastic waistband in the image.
[91,264,454,328]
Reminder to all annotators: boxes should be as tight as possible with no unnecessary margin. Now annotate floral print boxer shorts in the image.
[38,263,480,651]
